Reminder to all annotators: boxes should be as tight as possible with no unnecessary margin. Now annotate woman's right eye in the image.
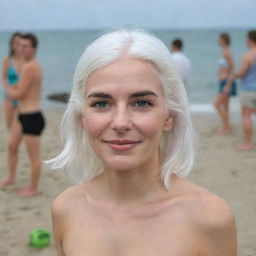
[89,101,110,108]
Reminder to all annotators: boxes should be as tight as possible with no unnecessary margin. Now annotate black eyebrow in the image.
[87,90,158,99]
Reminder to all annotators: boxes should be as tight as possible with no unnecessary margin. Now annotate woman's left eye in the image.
[134,100,153,107]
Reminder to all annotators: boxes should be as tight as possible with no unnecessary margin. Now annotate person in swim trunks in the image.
[1,33,45,197]
[226,30,256,150]
[214,33,237,135]
[18,111,45,136]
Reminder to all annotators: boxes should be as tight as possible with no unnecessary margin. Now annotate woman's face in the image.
[82,56,173,172]
[12,36,21,55]
[247,37,253,49]
[218,37,224,47]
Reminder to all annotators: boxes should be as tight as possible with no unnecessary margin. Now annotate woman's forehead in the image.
[85,57,163,96]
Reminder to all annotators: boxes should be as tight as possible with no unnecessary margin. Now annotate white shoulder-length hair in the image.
[46,29,195,189]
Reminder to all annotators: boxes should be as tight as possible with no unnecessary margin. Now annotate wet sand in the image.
[0,107,255,256]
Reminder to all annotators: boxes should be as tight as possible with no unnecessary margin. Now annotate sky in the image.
[0,0,255,31]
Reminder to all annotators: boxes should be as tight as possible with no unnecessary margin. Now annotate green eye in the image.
[90,101,109,108]
[97,102,107,107]
[135,101,152,107]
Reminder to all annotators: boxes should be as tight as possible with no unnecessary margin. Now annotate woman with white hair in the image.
[48,30,237,256]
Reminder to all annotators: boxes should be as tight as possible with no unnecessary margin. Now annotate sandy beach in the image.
[0,107,255,256]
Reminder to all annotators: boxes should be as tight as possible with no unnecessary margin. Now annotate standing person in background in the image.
[2,32,24,129]
[0,32,24,187]
[214,33,237,135]
[2,33,45,197]
[170,38,191,86]
[225,30,256,150]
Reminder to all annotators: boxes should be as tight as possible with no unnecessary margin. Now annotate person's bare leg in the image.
[18,135,41,197]
[222,95,231,133]
[3,99,16,130]
[0,113,22,186]
[214,93,230,134]
[236,107,253,150]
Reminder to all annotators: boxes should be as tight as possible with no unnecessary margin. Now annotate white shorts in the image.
[240,91,256,108]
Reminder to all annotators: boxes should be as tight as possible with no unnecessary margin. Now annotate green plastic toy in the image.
[29,229,51,248]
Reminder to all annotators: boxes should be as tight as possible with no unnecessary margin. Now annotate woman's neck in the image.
[87,156,168,205]
[12,54,26,63]
[222,45,229,52]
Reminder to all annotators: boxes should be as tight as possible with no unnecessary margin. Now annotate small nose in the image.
[111,105,132,133]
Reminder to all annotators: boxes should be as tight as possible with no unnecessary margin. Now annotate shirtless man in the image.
[3,33,45,197]
[49,30,236,255]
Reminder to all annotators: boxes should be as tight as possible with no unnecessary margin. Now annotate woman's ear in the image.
[163,114,173,132]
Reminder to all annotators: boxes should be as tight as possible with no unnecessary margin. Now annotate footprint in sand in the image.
[18,205,38,211]
[5,216,21,221]
[231,170,239,177]
[35,211,42,216]
[0,186,8,191]
[18,206,32,211]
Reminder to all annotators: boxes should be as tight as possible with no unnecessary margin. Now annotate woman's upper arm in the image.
[51,198,66,256]
[1,57,9,83]
[198,195,237,256]
[207,211,237,256]
[236,54,250,78]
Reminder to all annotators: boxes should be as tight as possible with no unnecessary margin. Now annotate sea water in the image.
[0,29,248,111]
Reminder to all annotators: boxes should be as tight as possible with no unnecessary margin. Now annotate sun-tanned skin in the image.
[224,34,256,150]
[52,57,237,256]
[0,35,24,187]
[233,37,256,150]
[2,34,24,129]
[1,37,43,197]
[214,36,235,135]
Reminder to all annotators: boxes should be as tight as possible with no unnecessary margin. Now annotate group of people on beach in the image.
[1,30,256,200]
[0,32,44,197]
[169,31,256,151]
[214,30,256,151]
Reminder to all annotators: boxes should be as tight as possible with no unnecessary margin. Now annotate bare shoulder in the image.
[243,51,252,62]
[3,56,10,64]
[193,190,235,229]
[51,184,85,217]
[22,62,34,73]
[174,177,235,229]
[2,56,10,69]
[22,59,41,72]
[223,48,232,58]
[174,177,237,255]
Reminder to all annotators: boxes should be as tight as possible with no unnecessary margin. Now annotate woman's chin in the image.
[103,157,142,172]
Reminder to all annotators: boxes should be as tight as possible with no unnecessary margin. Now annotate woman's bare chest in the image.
[62,206,200,256]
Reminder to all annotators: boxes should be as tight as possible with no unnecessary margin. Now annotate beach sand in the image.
[0,107,255,256]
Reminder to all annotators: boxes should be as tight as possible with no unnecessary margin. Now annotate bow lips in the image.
[103,139,142,151]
